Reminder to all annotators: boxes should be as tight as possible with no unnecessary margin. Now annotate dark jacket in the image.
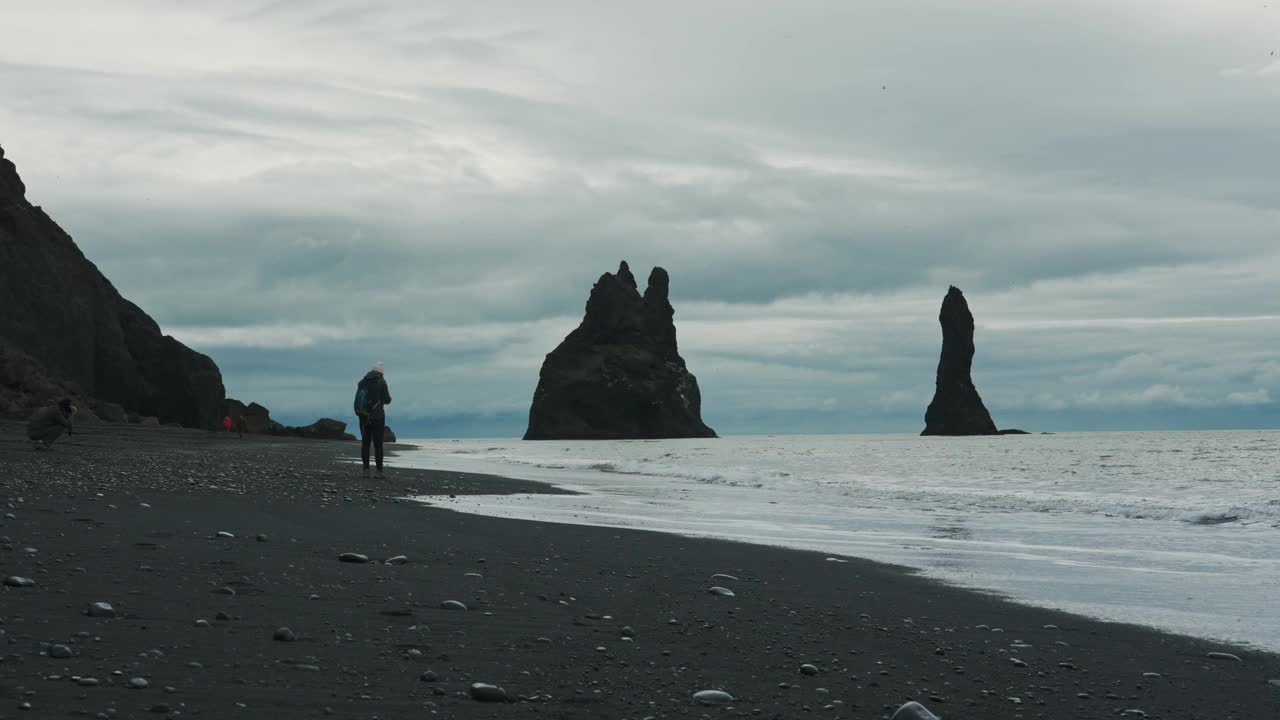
[27,404,73,439]
[356,371,391,423]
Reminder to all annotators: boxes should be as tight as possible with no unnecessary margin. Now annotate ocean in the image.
[394,431,1280,652]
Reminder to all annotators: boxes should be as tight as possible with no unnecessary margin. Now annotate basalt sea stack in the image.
[921,286,999,436]
[524,261,716,440]
[0,144,224,427]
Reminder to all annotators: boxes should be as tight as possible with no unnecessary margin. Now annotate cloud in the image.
[1,0,1278,434]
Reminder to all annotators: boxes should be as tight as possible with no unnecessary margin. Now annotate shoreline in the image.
[2,421,1277,719]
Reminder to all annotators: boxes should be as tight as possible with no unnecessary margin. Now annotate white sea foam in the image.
[399,431,1280,651]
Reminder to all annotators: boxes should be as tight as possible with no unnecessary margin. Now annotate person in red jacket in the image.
[221,416,233,434]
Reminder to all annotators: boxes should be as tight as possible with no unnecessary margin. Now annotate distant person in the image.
[27,398,77,450]
[354,361,392,478]
[221,416,233,435]
[234,415,247,438]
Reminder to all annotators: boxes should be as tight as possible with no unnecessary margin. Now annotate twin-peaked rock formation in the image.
[525,262,716,440]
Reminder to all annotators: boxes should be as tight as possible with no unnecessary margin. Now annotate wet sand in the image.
[1,420,1276,719]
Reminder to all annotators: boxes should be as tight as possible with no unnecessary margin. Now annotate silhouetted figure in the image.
[354,362,392,478]
[27,398,77,450]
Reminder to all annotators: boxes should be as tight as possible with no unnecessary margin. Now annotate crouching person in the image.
[28,398,77,450]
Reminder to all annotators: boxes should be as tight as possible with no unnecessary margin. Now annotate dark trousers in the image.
[360,417,385,470]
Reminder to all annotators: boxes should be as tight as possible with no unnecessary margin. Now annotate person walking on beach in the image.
[354,362,392,478]
[27,398,77,450]
[221,415,233,435]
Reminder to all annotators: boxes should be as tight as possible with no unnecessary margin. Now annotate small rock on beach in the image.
[441,600,468,611]
[707,586,735,597]
[3,576,35,587]
[470,683,508,702]
[890,700,942,719]
[273,627,297,642]
[87,602,116,618]
[338,553,370,563]
[1207,652,1242,662]
[384,555,408,565]
[693,690,734,706]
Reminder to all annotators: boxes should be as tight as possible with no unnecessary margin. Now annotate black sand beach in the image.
[1,422,1277,719]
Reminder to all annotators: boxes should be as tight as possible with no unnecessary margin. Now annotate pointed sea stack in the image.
[524,261,716,440]
[921,286,998,436]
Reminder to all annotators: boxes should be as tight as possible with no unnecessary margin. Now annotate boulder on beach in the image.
[0,145,225,427]
[922,286,999,436]
[524,261,716,440]
[383,426,397,443]
[287,418,349,441]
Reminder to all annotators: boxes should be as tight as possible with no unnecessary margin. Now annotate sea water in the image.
[396,431,1280,651]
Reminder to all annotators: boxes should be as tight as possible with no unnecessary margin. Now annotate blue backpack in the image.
[354,378,374,417]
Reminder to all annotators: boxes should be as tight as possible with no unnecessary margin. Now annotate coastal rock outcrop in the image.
[524,261,716,440]
[284,418,347,441]
[223,397,354,440]
[383,426,397,443]
[922,286,999,436]
[0,144,225,427]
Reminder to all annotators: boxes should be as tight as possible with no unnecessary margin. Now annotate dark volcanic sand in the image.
[1,422,1277,719]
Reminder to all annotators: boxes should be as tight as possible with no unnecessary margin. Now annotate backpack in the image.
[354,378,374,417]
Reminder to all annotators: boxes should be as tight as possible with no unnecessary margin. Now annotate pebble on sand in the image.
[707,586,736,597]
[799,663,820,676]
[1207,652,1242,662]
[441,600,468,611]
[78,677,100,687]
[273,627,297,642]
[621,626,636,637]
[48,644,73,659]
[890,701,941,719]
[129,677,149,689]
[87,602,116,618]
[710,573,739,582]
[215,531,235,539]
[1267,679,1280,688]
[338,553,370,563]
[3,576,35,588]
[420,671,439,682]
[384,555,409,565]
[470,683,508,702]
[693,690,734,706]
[194,619,210,628]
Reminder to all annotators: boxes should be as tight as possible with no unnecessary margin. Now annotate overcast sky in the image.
[3,1,1278,436]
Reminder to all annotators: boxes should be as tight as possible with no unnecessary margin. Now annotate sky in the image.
[2,0,1278,436]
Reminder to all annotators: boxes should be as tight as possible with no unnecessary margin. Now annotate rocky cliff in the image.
[525,261,716,440]
[0,145,225,427]
[921,286,999,436]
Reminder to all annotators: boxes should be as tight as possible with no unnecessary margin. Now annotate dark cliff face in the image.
[524,261,717,440]
[0,144,225,427]
[922,286,998,436]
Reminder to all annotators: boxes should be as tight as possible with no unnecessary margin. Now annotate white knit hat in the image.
[371,361,385,375]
